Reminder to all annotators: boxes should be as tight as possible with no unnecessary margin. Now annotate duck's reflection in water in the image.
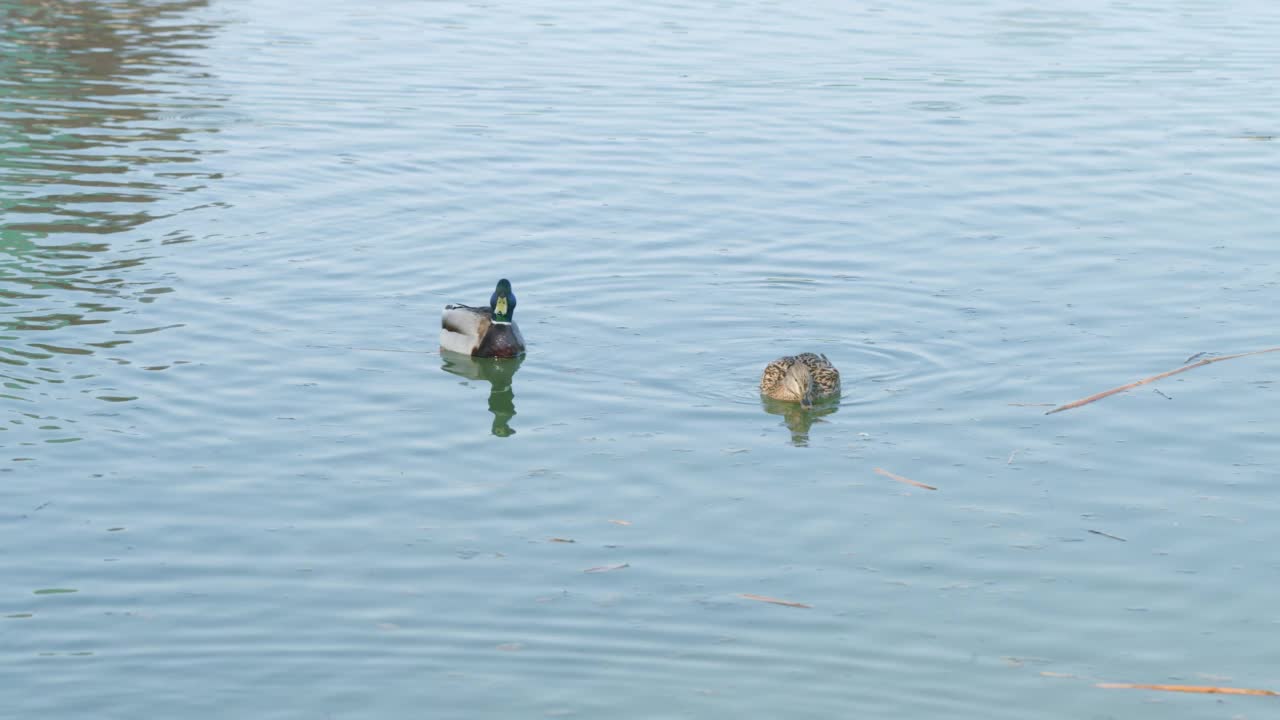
[440,350,524,437]
[760,396,839,447]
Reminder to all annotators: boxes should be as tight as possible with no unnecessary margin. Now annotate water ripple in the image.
[6,0,1280,717]
[0,0,227,443]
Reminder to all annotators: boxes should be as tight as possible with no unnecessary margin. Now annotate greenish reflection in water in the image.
[760,395,840,447]
[440,350,524,437]
[0,0,222,442]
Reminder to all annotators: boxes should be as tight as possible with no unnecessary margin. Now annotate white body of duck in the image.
[439,279,526,358]
[760,352,840,407]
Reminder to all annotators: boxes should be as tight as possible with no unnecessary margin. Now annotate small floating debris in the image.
[33,588,77,595]
[1098,682,1278,697]
[548,537,575,543]
[1001,655,1052,667]
[583,563,629,573]
[739,593,812,609]
[608,519,632,526]
[874,467,937,491]
[1047,346,1280,415]
[1087,529,1127,542]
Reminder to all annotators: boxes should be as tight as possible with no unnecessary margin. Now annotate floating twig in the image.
[1008,402,1055,407]
[1098,682,1278,697]
[305,344,435,354]
[1046,347,1280,415]
[1087,529,1127,542]
[1007,449,1021,465]
[874,467,937,491]
[1153,388,1172,400]
[583,563,628,573]
[548,537,575,543]
[740,593,812,609]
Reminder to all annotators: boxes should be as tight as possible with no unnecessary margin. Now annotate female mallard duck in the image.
[760,352,840,407]
[439,279,526,358]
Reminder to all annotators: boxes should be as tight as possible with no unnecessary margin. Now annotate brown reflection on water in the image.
[0,0,225,434]
[760,396,840,448]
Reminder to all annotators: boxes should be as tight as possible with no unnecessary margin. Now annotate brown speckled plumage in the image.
[760,352,841,405]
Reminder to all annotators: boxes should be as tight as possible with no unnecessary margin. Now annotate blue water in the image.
[4,0,1280,717]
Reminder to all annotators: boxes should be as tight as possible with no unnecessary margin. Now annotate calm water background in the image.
[3,0,1279,717]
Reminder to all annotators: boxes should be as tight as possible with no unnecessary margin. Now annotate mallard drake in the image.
[760,352,840,407]
[439,279,526,358]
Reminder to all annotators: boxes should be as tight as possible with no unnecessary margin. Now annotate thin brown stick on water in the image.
[740,593,812,609]
[1097,683,1278,697]
[873,467,937,491]
[1046,347,1280,415]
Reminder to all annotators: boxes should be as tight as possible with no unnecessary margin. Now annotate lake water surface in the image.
[4,0,1280,717]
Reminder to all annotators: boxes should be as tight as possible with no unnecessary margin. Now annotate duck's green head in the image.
[489,278,516,324]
